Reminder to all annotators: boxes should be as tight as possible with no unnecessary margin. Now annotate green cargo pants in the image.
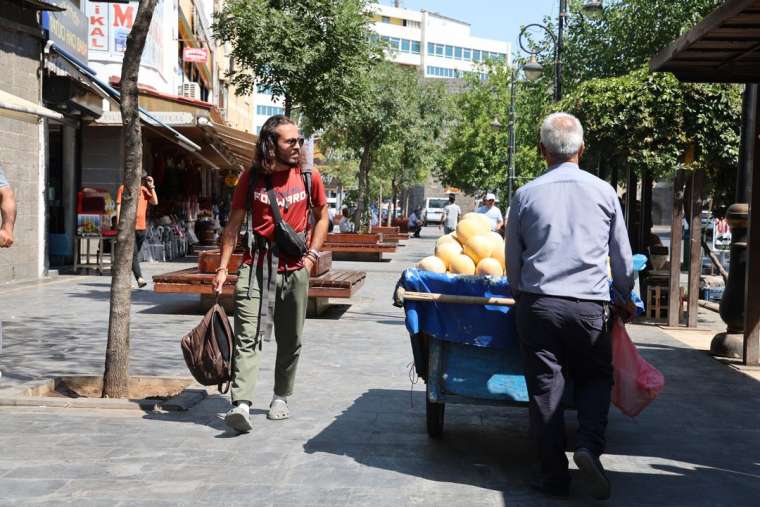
[230,262,309,404]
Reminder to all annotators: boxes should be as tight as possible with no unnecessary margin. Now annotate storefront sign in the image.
[97,110,196,126]
[182,47,208,64]
[87,1,164,73]
[41,0,89,65]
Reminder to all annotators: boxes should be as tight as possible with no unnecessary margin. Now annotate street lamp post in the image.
[503,0,604,205]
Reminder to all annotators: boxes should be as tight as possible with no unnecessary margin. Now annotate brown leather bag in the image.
[180,302,233,393]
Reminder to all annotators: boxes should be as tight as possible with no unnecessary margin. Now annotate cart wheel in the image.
[426,398,445,438]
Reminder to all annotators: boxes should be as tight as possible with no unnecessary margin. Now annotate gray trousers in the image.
[515,293,612,488]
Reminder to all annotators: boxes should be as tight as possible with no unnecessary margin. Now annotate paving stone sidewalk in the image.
[1,227,759,506]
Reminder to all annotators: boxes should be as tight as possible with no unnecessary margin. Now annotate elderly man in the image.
[506,113,635,500]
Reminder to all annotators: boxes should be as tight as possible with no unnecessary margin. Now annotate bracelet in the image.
[215,267,228,274]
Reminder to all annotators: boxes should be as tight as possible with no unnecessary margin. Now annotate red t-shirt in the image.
[231,167,327,271]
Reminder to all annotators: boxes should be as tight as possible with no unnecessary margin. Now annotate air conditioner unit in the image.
[179,82,201,100]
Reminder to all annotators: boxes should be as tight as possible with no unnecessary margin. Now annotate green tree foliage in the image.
[563,0,723,86]
[324,62,445,229]
[436,63,547,203]
[213,0,380,130]
[555,68,741,200]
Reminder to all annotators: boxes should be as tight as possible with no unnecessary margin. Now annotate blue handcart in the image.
[396,269,531,438]
[395,268,644,438]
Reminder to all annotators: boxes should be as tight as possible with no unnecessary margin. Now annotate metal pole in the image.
[556,0,566,101]
[507,67,517,205]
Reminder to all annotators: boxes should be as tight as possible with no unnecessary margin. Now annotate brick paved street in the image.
[1,228,759,506]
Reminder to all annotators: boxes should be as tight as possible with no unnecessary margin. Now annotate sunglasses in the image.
[283,137,305,148]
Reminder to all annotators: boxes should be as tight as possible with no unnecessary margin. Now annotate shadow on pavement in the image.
[302,339,760,505]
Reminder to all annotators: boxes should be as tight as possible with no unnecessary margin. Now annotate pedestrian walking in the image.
[0,165,16,248]
[116,174,158,288]
[440,194,461,235]
[478,192,503,232]
[213,115,329,434]
[506,112,636,500]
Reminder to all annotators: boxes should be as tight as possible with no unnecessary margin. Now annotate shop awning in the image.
[196,117,256,170]
[93,82,256,172]
[49,43,201,152]
[650,0,760,83]
[0,88,63,122]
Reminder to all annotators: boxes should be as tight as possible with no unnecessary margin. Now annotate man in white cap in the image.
[477,192,503,232]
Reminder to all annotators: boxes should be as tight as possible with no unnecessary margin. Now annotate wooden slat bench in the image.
[322,233,397,261]
[370,226,410,243]
[152,250,365,316]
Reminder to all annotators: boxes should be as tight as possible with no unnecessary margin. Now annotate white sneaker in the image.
[267,398,289,420]
[224,403,252,433]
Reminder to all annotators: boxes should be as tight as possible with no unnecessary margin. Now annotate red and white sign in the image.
[183,47,208,63]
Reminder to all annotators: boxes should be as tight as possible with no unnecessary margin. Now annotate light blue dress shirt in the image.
[506,162,634,302]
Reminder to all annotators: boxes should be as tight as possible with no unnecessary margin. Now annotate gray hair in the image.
[540,112,584,159]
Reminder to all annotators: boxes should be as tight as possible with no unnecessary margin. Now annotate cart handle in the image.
[395,287,515,307]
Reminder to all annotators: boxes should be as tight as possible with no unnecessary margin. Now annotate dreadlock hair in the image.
[252,114,305,173]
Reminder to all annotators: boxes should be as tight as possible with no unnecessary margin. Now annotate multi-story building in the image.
[369,2,511,80]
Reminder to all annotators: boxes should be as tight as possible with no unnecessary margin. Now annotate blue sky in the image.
[380,0,560,50]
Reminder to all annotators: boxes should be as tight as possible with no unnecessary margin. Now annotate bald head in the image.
[540,112,585,166]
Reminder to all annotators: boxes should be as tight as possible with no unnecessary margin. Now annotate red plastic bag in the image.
[611,318,665,417]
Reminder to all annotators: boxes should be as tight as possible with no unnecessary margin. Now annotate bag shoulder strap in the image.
[265,175,285,225]
[300,166,313,210]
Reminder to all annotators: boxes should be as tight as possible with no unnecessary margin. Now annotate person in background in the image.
[506,113,636,500]
[328,205,337,233]
[440,194,461,235]
[408,208,422,238]
[0,165,16,248]
[339,208,355,233]
[478,193,504,232]
[116,174,159,288]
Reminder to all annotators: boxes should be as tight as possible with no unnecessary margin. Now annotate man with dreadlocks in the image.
[213,115,329,434]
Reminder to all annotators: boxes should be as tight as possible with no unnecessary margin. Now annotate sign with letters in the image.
[41,0,89,64]
[182,47,208,64]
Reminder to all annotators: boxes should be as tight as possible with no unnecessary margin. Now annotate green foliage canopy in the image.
[213,0,380,130]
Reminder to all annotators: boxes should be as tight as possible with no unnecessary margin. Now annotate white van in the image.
[422,197,449,225]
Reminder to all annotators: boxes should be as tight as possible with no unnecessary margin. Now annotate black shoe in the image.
[574,448,611,500]
[530,478,570,498]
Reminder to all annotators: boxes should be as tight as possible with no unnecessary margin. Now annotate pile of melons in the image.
[417,213,506,277]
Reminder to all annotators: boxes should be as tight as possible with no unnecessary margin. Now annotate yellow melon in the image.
[456,218,490,245]
[436,234,459,249]
[435,242,463,269]
[477,257,504,277]
[417,256,447,274]
[463,235,493,264]
[449,254,476,275]
[492,246,506,271]
[463,212,492,229]
[486,231,505,253]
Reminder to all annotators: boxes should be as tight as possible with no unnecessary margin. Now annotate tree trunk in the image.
[388,180,397,227]
[102,0,158,399]
[354,142,372,232]
[284,94,292,117]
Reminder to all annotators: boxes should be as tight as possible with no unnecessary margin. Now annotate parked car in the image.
[422,197,449,225]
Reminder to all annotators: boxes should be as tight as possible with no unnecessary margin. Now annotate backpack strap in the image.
[300,166,313,210]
